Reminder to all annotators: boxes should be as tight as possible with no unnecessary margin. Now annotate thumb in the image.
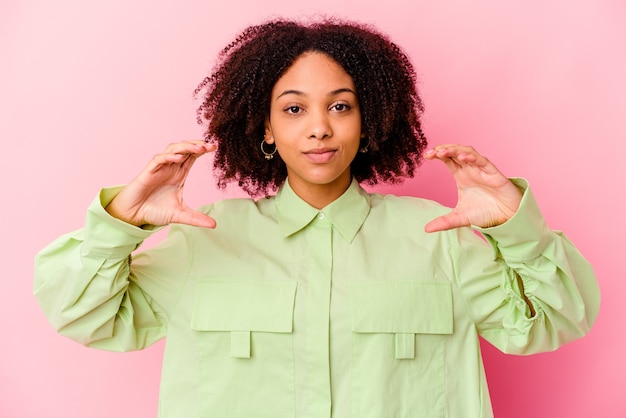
[173,208,217,229]
[424,212,468,233]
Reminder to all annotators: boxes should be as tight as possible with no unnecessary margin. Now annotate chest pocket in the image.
[191,280,297,418]
[348,281,453,418]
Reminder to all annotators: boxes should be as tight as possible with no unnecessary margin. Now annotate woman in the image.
[34,19,599,418]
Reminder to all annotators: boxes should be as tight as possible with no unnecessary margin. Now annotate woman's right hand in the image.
[105,140,217,228]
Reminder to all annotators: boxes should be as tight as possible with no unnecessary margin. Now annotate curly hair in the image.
[195,18,428,196]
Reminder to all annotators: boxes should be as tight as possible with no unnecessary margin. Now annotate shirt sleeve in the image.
[33,186,194,352]
[450,178,600,355]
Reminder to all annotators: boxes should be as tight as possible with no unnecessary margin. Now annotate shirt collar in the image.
[275,178,371,243]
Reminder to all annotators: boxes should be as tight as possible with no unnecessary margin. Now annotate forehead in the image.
[271,52,356,96]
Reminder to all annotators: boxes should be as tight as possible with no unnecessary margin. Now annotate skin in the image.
[264,52,365,209]
[106,53,523,233]
[106,140,218,228]
[423,145,522,232]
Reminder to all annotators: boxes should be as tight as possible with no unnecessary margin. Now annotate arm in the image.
[34,189,185,351]
[450,180,599,353]
[425,145,600,353]
[34,140,216,351]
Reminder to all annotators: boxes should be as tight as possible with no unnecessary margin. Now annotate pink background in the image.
[2,0,625,417]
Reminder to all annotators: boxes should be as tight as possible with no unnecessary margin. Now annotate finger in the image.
[424,145,493,173]
[425,145,480,161]
[163,140,217,157]
[429,144,477,153]
[424,149,464,173]
[424,144,461,159]
[146,143,216,173]
[144,152,192,174]
[454,152,490,169]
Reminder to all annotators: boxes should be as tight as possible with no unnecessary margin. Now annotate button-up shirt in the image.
[34,178,600,418]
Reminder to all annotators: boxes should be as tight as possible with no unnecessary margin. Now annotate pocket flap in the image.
[191,280,297,333]
[349,281,453,334]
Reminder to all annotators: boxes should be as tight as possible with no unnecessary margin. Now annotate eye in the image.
[330,102,351,112]
[285,105,302,115]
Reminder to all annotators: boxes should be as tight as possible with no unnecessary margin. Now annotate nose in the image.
[308,108,332,140]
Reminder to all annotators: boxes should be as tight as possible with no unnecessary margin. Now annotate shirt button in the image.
[318,212,326,220]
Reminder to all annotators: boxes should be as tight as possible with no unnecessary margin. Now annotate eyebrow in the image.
[276,88,357,99]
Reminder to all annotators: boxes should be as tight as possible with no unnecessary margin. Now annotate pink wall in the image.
[2,0,624,416]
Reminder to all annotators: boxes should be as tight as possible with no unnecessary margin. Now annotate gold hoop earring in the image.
[359,138,370,153]
[261,140,277,160]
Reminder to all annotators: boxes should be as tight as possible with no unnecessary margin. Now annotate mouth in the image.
[303,148,337,163]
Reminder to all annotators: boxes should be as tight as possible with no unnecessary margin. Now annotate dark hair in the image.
[195,18,428,196]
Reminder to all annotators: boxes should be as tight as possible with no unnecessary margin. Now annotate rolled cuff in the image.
[82,186,163,258]
[474,178,552,262]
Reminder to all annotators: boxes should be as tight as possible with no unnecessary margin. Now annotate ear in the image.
[264,118,275,144]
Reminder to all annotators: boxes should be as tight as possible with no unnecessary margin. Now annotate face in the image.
[265,52,363,207]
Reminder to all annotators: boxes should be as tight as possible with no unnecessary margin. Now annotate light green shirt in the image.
[34,178,599,418]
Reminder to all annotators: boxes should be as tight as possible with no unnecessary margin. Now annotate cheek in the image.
[270,116,300,137]
[347,118,364,145]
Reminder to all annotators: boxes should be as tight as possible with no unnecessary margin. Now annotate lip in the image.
[303,147,337,163]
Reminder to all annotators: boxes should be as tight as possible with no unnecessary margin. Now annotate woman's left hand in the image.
[423,144,523,233]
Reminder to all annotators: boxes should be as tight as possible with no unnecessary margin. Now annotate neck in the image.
[288,177,352,209]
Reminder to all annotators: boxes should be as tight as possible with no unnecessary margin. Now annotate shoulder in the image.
[193,196,275,226]
[196,195,274,214]
[367,191,451,222]
[363,191,486,251]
